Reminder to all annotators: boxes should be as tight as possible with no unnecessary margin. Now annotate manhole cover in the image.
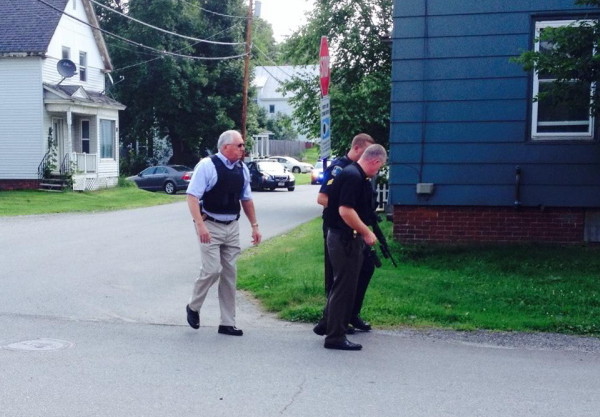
[3,338,74,352]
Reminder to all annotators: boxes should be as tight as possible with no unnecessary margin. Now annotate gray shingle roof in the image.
[0,0,69,55]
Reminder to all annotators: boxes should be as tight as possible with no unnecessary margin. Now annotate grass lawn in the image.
[0,180,184,216]
[238,217,600,337]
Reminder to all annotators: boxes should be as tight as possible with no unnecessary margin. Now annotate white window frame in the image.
[531,19,595,140]
[100,119,116,159]
[79,51,87,82]
[81,119,90,154]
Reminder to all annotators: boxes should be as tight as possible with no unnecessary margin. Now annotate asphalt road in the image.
[1,184,600,417]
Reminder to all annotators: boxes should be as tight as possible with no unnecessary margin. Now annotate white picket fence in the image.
[375,183,389,211]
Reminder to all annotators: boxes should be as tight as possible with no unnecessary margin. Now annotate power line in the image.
[35,0,248,61]
[180,0,249,20]
[113,21,246,72]
[89,0,245,46]
[251,44,293,78]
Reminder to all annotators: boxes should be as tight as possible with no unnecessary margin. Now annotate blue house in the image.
[389,0,600,244]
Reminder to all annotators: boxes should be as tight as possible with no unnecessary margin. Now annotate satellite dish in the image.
[57,59,77,78]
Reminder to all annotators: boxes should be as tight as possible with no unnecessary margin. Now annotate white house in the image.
[0,0,125,191]
[253,65,318,143]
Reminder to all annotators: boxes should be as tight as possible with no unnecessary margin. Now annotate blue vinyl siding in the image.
[390,0,600,208]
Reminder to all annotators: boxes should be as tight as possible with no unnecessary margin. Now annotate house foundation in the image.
[0,180,39,191]
[393,206,600,244]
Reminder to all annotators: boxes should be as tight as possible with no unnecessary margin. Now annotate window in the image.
[269,104,275,114]
[100,119,115,159]
[79,51,87,82]
[140,167,156,176]
[81,120,90,153]
[531,20,595,140]
[62,46,70,60]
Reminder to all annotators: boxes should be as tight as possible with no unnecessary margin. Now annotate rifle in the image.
[371,214,397,267]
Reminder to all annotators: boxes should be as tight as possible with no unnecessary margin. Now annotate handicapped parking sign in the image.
[321,117,330,139]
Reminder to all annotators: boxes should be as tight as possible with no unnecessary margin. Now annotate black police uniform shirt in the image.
[325,162,373,234]
[319,155,352,195]
[319,155,352,227]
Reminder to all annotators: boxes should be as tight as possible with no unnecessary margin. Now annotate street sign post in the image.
[319,36,331,160]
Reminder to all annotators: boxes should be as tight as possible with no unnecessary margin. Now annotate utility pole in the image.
[241,0,254,142]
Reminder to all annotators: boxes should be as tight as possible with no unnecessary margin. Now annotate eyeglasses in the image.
[229,143,245,148]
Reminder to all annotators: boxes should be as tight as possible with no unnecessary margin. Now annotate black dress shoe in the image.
[324,339,362,351]
[186,305,199,329]
[350,316,372,331]
[313,320,326,336]
[314,321,354,336]
[218,325,243,336]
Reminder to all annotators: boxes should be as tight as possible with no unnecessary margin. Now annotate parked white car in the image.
[268,156,313,173]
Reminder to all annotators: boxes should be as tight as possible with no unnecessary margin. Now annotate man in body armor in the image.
[185,130,261,336]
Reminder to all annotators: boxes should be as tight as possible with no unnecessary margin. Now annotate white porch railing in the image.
[375,183,389,211]
[71,152,97,173]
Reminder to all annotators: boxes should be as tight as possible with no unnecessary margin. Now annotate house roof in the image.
[0,0,69,55]
[253,65,318,100]
[0,0,113,70]
[44,83,126,110]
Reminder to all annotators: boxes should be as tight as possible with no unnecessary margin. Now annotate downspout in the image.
[67,109,73,165]
[418,0,430,183]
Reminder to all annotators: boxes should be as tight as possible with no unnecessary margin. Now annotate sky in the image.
[255,0,313,43]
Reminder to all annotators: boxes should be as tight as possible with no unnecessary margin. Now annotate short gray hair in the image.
[217,130,241,150]
[361,144,387,163]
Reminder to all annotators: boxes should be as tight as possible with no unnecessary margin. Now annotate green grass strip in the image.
[238,218,600,337]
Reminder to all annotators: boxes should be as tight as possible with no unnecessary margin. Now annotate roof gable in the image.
[0,0,112,70]
[44,83,126,109]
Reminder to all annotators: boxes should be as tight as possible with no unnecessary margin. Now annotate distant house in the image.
[253,65,318,142]
[0,0,125,191]
[389,0,600,244]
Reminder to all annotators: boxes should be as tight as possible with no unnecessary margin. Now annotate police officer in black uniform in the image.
[314,133,376,335]
[320,144,387,350]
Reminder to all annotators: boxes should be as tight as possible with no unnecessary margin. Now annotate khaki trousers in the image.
[189,220,241,326]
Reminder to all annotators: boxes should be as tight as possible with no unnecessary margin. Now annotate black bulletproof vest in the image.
[202,155,244,215]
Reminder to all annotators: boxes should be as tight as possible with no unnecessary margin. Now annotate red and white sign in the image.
[319,36,330,97]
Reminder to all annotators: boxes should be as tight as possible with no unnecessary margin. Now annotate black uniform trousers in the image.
[323,225,374,319]
[323,228,365,344]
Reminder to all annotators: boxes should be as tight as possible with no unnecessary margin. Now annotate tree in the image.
[251,18,281,66]
[515,0,600,116]
[279,0,392,156]
[256,109,299,140]
[94,0,255,168]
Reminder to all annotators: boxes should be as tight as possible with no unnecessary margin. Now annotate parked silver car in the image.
[268,156,313,173]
